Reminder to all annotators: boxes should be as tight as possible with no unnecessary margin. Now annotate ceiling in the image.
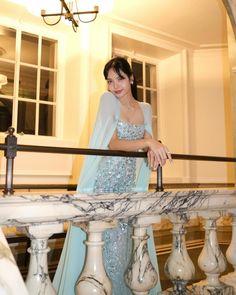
[108,0,229,59]
[107,0,228,47]
[0,0,229,49]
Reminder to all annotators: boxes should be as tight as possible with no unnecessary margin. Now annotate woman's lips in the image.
[114,90,122,95]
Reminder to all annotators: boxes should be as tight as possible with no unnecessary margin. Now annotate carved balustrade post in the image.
[192,211,233,295]
[220,212,236,292]
[163,213,195,295]
[124,215,160,295]
[75,220,115,295]
[24,223,63,295]
[3,126,17,196]
[0,227,29,294]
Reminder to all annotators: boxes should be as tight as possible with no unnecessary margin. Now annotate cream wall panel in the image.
[63,19,111,183]
[157,49,232,184]
[0,12,233,187]
[226,17,236,183]
[158,53,187,182]
[190,49,230,183]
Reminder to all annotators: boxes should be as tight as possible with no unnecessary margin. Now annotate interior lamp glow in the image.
[8,0,113,31]
[41,0,99,32]
[0,74,8,89]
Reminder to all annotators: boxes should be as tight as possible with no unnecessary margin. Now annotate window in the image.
[0,25,57,136]
[113,52,158,138]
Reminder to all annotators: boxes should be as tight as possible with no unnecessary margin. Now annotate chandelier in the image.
[41,0,99,32]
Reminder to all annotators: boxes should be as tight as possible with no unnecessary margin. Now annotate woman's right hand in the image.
[147,139,172,169]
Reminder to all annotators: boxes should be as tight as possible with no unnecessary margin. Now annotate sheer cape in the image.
[53,91,161,295]
[77,91,153,193]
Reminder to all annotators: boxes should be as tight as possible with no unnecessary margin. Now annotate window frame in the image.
[0,20,65,141]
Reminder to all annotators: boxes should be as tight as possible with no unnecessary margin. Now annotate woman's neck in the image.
[119,95,137,113]
[119,93,135,107]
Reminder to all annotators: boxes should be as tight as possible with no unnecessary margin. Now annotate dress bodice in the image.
[93,120,145,193]
[116,120,145,140]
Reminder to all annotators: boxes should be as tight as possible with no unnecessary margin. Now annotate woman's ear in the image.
[130,75,134,84]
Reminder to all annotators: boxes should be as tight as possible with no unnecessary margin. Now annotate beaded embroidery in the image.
[94,120,145,193]
[93,120,145,295]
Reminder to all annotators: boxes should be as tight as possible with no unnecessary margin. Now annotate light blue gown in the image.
[53,92,162,295]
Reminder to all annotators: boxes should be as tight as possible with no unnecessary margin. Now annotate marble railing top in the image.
[0,189,236,227]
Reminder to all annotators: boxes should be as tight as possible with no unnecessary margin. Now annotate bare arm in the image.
[108,130,172,168]
[108,130,153,151]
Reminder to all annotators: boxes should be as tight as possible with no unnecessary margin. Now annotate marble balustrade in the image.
[0,189,236,295]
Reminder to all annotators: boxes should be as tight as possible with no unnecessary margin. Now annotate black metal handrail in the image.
[1,143,236,162]
[1,127,236,195]
[0,143,147,158]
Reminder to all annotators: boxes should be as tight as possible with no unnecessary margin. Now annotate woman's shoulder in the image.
[98,91,119,114]
[100,91,117,104]
[138,101,152,112]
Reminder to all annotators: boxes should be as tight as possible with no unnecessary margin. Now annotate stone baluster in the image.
[0,227,29,295]
[192,211,233,295]
[124,216,160,295]
[76,220,115,295]
[220,212,236,292]
[24,224,63,295]
[164,213,195,295]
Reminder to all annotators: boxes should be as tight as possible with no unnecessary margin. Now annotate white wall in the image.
[157,48,233,184]
[190,48,232,183]
[62,19,112,183]
[0,10,234,187]
[158,52,190,183]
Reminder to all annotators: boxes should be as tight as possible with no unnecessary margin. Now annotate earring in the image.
[130,80,134,85]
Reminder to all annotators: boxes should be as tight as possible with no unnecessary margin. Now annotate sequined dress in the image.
[94,119,145,295]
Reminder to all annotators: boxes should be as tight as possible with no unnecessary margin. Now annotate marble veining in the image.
[164,216,195,294]
[125,237,157,285]
[76,226,112,295]
[0,189,236,295]
[77,275,109,295]
[0,228,29,295]
[26,241,53,294]
[0,190,235,226]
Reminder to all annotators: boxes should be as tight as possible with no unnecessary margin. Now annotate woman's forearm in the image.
[108,138,151,152]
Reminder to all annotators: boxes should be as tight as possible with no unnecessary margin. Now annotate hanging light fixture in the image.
[41,0,99,32]
[0,74,7,89]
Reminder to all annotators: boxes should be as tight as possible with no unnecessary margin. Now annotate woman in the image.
[53,57,171,295]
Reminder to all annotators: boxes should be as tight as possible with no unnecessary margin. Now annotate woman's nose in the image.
[113,81,118,89]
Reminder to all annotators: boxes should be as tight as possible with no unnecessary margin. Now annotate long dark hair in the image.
[103,57,138,100]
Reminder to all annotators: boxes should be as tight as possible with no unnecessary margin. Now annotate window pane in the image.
[0,61,15,96]
[41,38,57,68]
[40,70,56,102]
[146,90,157,116]
[21,32,38,65]
[132,61,143,86]
[19,66,37,99]
[17,101,36,134]
[146,63,156,88]
[137,88,143,102]
[39,104,54,136]
[0,97,12,132]
[0,26,16,60]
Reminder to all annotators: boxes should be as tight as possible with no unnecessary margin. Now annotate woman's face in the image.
[106,68,132,99]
